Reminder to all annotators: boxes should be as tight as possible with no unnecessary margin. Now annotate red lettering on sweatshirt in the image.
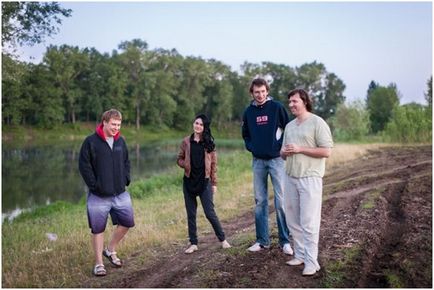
[256,115,268,125]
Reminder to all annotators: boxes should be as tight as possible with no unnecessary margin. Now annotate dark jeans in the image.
[183,181,225,245]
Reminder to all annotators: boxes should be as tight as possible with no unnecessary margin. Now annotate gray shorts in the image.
[87,191,135,234]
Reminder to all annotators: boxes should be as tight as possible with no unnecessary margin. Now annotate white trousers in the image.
[283,175,322,270]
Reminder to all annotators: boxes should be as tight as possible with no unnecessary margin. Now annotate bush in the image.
[383,104,432,143]
[329,100,370,141]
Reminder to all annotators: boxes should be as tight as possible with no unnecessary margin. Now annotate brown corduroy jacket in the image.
[176,136,218,186]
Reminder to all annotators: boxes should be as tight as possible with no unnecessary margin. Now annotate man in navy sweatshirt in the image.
[242,78,293,255]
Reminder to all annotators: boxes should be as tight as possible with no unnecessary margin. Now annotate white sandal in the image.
[103,248,122,267]
[93,264,106,276]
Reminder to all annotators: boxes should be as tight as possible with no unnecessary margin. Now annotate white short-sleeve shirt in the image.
[282,113,333,178]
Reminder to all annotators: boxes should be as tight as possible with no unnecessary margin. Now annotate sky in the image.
[17,1,433,104]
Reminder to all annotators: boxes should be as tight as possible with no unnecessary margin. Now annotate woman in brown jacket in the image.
[177,114,231,254]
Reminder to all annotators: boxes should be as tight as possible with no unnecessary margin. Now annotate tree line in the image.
[2,2,431,143]
[2,40,347,129]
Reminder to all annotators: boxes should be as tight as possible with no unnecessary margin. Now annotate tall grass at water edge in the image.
[2,143,391,287]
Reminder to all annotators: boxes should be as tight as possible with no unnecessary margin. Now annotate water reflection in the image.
[2,139,244,221]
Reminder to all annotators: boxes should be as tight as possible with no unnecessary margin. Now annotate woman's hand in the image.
[212,185,217,194]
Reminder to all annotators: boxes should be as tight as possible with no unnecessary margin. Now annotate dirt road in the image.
[85,145,432,288]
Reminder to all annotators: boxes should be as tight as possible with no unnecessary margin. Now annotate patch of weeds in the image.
[360,188,383,210]
[236,276,251,286]
[384,270,404,288]
[224,246,245,256]
[324,180,347,195]
[224,232,256,257]
[321,245,362,288]
[197,269,219,287]
[322,260,345,288]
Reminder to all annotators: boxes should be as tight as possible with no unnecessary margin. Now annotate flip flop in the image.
[103,248,122,267]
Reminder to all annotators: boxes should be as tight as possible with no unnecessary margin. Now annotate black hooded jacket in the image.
[78,123,130,196]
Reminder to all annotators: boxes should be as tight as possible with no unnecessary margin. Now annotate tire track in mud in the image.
[321,145,432,288]
[82,146,431,288]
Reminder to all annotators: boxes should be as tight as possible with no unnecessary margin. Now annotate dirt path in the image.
[84,145,432,288]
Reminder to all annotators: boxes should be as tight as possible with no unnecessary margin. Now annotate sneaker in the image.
[184,244,198,254]
[247,242,269,252]
[302,265,321,276]
[286,258,304,266]
[282,243,294,255]
[222,240,231,249]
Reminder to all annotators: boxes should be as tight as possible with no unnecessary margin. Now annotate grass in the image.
[360,188,383,210]
[1,151,253,287]
[2,142,397,287]
[385,270,405,288]
[326,143,390,169]
[321,245,362,288]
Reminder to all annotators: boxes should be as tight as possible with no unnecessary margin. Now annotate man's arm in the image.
[241,112,252,152]
[78,138,97,191]
[281,143,331,158]
[123,139,131,186]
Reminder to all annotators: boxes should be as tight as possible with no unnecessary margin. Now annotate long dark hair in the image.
[195,113,215,153]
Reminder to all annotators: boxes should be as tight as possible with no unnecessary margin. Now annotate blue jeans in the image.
[252,157,290,247]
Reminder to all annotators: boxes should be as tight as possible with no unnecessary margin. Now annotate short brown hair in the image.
[101,109,122,123]
[288,89,313,112]
[249,78,270,94]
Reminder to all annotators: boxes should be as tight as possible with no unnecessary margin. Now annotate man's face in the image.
[288,93,306,117]
[251,85,268,106]
[103,118,121,137]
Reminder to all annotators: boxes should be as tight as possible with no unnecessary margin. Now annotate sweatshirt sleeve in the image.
[123,139,131,186]
[78,137,97,192]
[241,110,252,152]
[278,103,290,145]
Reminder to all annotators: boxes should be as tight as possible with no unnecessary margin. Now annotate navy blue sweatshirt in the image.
[79,124,130,196]
[242,98,290,160]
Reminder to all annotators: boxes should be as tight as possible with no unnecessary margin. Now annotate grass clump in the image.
[321,245,361,288]
[360,188,383,210]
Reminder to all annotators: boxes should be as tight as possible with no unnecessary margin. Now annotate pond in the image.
[2,139,244,222]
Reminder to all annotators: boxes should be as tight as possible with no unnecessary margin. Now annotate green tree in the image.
[329,100,370,141]
[425,76,432,106]
[315,73,346,120]
[144,48,181,127]
[2,2,71,49]
[228,70,251,122]
[384,103,432,143]
[202,59,234,128]
[366,83,400,133]
[260,62,297,104]
[367,80,378,96]
[117,39,151,129]
[2,55,28,125]
[24,63,64,127]
[173,56,210,129]
[295,62,345,120]
[43,45,88,124]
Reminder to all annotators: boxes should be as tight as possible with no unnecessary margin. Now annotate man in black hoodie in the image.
[242,78,293,255]
[79,109,134,276]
